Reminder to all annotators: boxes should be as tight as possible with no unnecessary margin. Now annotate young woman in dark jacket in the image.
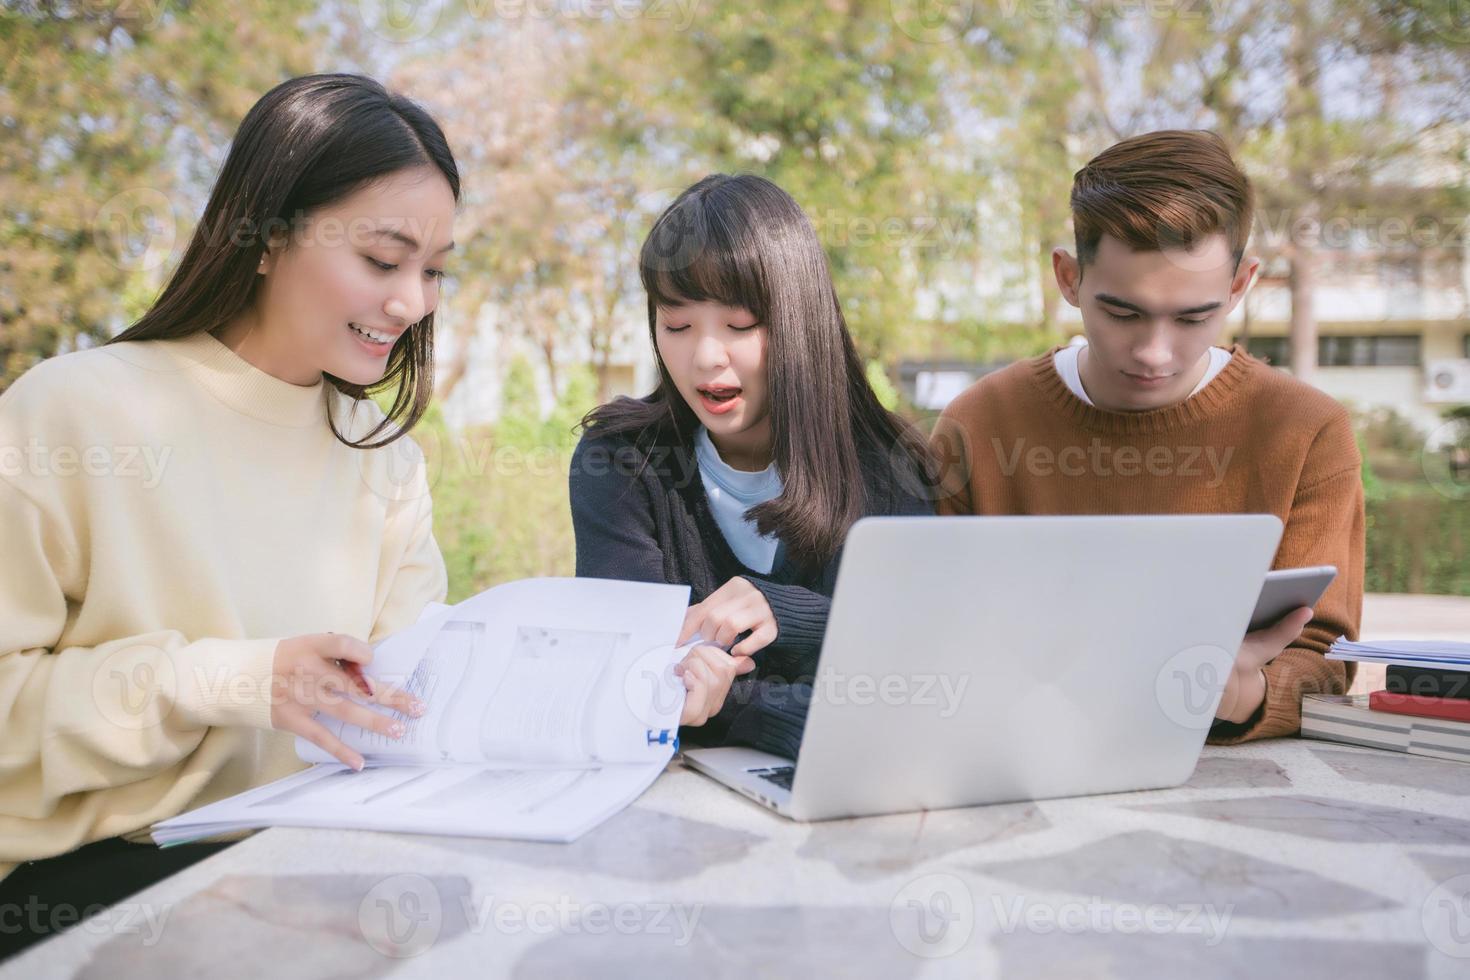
[570,174,935,760]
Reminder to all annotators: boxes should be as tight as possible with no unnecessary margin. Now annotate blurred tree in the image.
[574,0,974,361]
[1072,0,1469,380]
[393,17,659,406]
[953,14,1085,338]
[6,0,1465,399]
[0,0,321,389]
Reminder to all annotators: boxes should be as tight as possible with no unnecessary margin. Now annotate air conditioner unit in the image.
[1425,360,1470,404]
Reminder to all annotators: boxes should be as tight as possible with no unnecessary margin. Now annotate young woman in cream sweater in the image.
[0,73,458,957]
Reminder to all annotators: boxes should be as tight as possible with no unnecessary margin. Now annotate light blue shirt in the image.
[695,426,783,574]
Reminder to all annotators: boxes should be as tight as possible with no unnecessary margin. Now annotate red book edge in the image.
[1369,690,1470,724]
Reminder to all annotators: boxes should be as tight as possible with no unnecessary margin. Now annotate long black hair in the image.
[582,174,934,569]
[109,73,459,449]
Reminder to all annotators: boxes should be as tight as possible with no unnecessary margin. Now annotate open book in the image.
[152,578,692,845]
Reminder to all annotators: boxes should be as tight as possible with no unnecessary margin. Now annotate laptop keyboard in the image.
[748,766,795,791]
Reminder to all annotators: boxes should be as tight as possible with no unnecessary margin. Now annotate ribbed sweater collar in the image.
[159,331,330,428]
[1029,344,1257,436]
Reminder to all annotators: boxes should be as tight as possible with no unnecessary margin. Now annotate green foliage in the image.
[425,396,1470,601]
[419,406,576,604]
[424,357,605,601]
[495,357,599,454]
[7,2,1468,601]
[578,0,973,359]
[866,359,899,412]
[10,1,1465,388]
[494,357,545,452]
[1358,431,1383,503]
[935,318,1063,364]
[545,364,599,454]
[431,443,576,603]
[1365,491,1470,595]
[0,1,321,389]
[1353,406,1469,594]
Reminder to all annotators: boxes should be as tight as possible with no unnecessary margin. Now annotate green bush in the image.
[421,379,1470,602]
[421,358,593,602]
[1365,490,1470,595]
[1356,406,1470,595]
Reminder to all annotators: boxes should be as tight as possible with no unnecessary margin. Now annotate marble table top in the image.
[6,739,1469,979]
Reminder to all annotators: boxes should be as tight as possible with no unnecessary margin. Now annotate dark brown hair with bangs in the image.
[581,173,933,570]
[1071,129,1253,269]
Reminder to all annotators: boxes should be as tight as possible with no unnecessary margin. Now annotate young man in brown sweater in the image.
[931,130,1364,743]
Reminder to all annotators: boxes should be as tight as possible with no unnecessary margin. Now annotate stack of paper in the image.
[1326,639,1470,669]
[154,577,693,845]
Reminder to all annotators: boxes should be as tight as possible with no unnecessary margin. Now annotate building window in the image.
[1243,337,1290,365]
[1318,335,1421,367]
[1241,334,1424,368]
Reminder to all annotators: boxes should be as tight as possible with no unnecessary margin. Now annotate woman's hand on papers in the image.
[674,643,758,726]
[678,577,777,657]
[1216,606,1314,725]
[270,633,426,770]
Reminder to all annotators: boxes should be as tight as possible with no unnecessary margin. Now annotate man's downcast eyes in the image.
[1102,307,1210,326]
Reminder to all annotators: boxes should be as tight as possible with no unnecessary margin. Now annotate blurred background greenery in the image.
[3,0,1468,597]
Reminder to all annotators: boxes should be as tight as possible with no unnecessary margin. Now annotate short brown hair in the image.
[1070,129,1253,268]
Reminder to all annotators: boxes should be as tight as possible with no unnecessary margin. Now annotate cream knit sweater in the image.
[0,332,447,878]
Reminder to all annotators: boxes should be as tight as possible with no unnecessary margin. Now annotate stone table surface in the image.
[6,739,1469,979]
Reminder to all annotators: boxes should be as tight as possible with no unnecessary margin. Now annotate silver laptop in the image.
[681,514,1283,820]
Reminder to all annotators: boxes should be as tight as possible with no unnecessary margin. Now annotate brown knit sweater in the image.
[931,345,1364,743]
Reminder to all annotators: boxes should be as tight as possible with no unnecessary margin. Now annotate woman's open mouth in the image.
[697,384,743,416]
[347,322,397,357]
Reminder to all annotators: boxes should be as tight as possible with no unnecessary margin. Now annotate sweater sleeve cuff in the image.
[679,679,809,760]
[1207,678,1272,744]
[1207,646,1349,745]
[172,637,282,731]
[725,686,809,760]
[745,579,831,655]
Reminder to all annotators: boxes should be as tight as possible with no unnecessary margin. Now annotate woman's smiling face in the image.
[655,300,772,469]
[231,165,457,387]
